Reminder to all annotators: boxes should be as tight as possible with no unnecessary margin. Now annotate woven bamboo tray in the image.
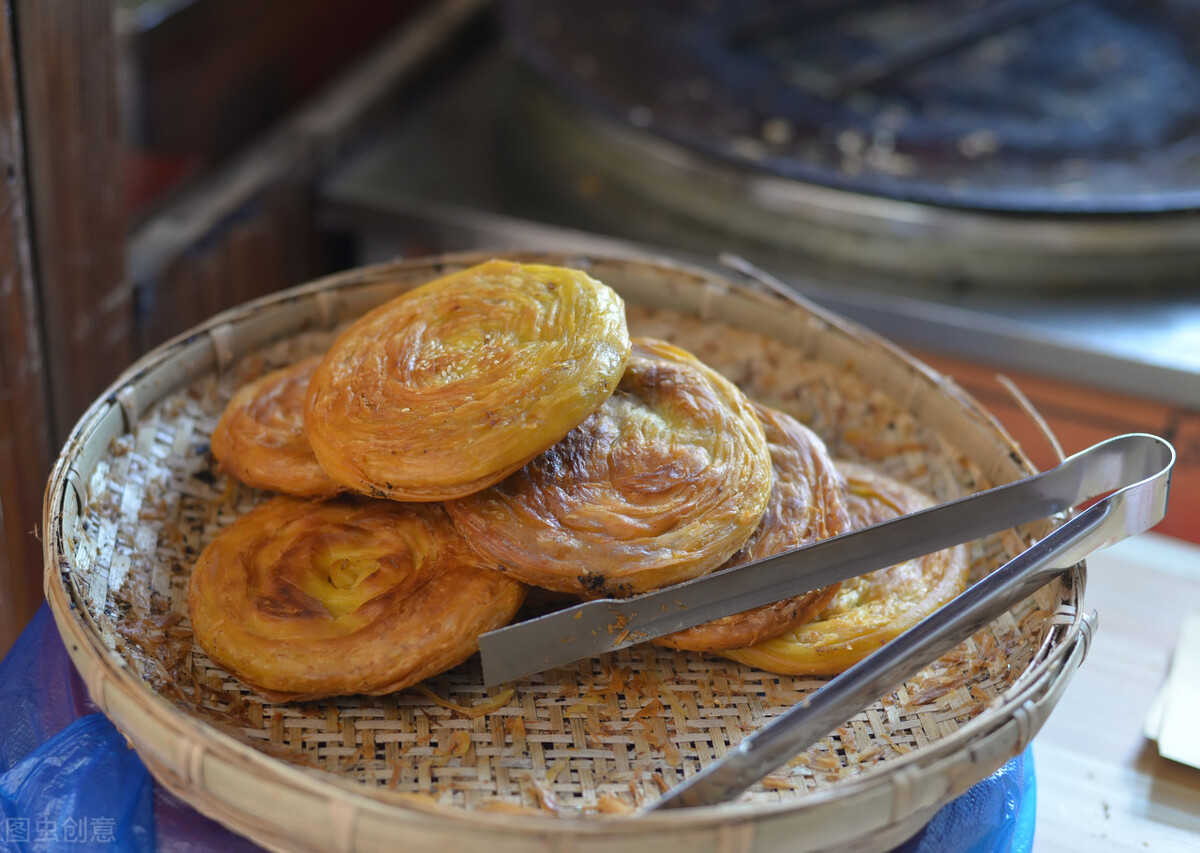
[44,251,1091,852]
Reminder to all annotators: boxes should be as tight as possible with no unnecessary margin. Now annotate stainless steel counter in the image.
[318,44,1200,409]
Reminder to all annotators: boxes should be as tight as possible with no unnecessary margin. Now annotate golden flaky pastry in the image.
[656,404,852,651]
[446,337,772,596]
[724,461,970,676]
[305,260,631,501]
[187,496,526,701]
[210,357,341,498]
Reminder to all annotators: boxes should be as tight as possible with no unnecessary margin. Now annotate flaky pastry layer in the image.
[210,357,341,498]
[187,496,526,701]
[656,404,852,651]
[446,337,772,596]
[724,461,970,676]
[305,260,631,501]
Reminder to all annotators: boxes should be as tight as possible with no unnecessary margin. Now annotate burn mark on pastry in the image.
[257,574,327,619]
[579,572,608,593]
[634,361,673,388]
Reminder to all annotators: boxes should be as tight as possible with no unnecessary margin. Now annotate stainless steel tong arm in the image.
[479,433,1174,687]
[647,431,1173,810]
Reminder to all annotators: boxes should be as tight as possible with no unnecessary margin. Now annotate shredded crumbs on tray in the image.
[412,685,516,718]
[67,304,1071,816]
[436,730,473,759]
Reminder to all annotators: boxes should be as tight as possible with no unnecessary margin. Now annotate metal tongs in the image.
[478,433,1174,808]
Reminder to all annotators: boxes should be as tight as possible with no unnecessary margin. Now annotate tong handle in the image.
[647,433,1174,810]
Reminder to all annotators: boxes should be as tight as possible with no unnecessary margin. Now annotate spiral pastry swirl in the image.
[187,496,526,701]
[724,462,969,676]
[210,357,341,498]
[305,260,631,501]
[446,338,773,596]
[656,404,852,651]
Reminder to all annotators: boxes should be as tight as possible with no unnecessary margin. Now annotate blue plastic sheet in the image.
[899,747,1036,853]
[0,604,1035,851]
[0,715,153,852]
[0,607,256,853]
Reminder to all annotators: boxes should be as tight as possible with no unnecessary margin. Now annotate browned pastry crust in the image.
[210,357,341,498]
[655,404,852,651]
[187,496,526,701]
[725,461,970,676]
[304,260,631,502]
[445,337,773,596]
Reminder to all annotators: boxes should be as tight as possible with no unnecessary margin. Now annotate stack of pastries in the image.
[189,260,969,702]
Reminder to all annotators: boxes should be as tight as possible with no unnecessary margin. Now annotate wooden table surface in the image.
[1033,533,1200,850]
